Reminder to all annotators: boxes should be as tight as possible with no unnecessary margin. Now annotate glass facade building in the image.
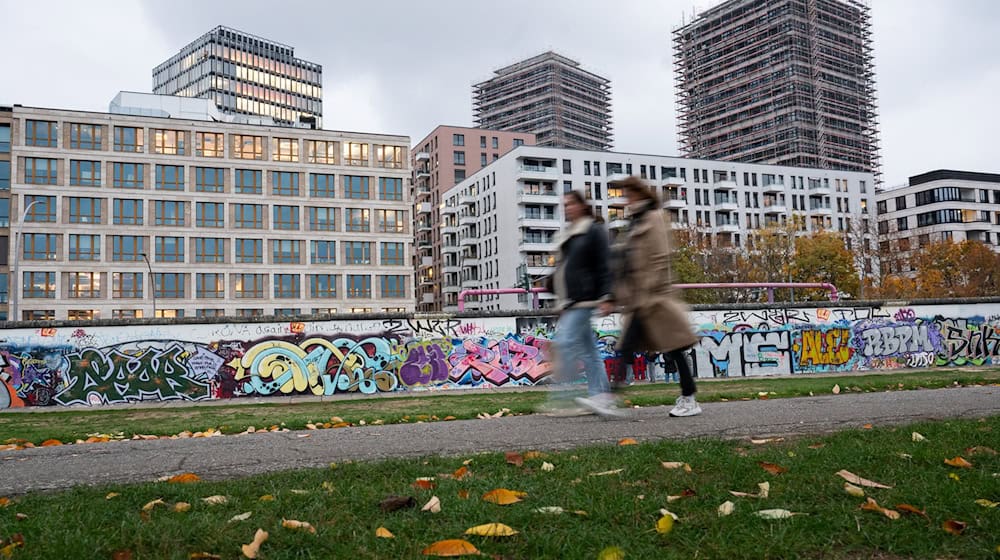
[153,26,322,128]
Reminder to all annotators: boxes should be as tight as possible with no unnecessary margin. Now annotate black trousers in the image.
[617,315,697,397]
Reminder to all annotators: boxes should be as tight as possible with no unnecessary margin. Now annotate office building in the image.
[673,0,880,176]
[153,26,322,127]
[0,112,11,320]
[3,96,412,321]
[411,126,535,311]
[473,52,612,151]
[438,146,875,311]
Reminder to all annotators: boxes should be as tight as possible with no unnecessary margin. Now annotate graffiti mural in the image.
[1,301,1000,407]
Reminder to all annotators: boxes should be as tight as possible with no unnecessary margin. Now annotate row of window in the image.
[21,120,403,166]
[22,307,408,321]
[21,236,406,266]
[21,272,408,299]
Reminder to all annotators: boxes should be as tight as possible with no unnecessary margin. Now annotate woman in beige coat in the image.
[612,176,702,417]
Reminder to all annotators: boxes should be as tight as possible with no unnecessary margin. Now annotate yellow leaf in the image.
[835,470,893,489]
[421,496,442,513]
[524,451,545,460]
[281,519,317,534]
[750,437,784,445]
[105,492,120,500]
[189,553,222,560]
[912,432,926,442]
[944,456,973,469]
[975,499,999,508]
[482,488,527,505]
[660,462,687,470]
[142,498,165,512]
[259,495,275,502]
[453,466,470,480]
[241,528,268,559]
[534,506,566,514]
[229,512,252,523]
[949,473,961,482]
[942,519,967,536]
[730,482,769,499]
[40,439,63,447]
[718,501,735,516]
[656,515,674,534]
[290,489,311,495]
[541,462,555,472]
[589,469,625,477]
[167,473,201,484]
[465,523,519,537]
[173,502,191,513]
[0,497,11,508]
[422,539,480,556]
[618,438,638,446]
[376,526,394,539]
[860,497,900,520]
[597,546,626,560]
[202,495,228,505]
[844,483,865,497]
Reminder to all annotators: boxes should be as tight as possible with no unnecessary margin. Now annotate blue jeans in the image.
[552,307,609,397]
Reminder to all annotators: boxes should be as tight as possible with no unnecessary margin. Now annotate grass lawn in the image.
[1,417,998,559]
[2,369,999,447]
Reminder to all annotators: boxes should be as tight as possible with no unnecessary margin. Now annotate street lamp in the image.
[10,199,43,322]
[140,253,156,318]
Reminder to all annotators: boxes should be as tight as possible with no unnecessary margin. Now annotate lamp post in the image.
[140,253,156,318]
[10,199,43,322]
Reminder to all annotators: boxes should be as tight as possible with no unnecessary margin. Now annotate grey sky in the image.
[2,0,998,186]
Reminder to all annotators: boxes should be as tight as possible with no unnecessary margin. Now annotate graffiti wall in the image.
[2,301,999,408]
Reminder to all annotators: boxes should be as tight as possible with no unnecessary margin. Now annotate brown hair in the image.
[563,190,594,216]
[618,176,659,205]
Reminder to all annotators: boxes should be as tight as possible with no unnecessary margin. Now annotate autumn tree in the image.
[909,240,1000,298]
[789,230,860,300]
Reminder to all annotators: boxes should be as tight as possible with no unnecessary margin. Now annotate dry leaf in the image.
[413,478,437,490]
[282,519,317,534]
[618,438,639,446]
[758,461,788,475]
[482,488,527,505]
[241,528,268,559]
[173,502,191,513]
[112,550,133,560]
[750,437,784,445]
[832,384,841,394]
[942,519,967,535]
[105,492,120,500]
[15,513,27,521]
[836,470,893,489]
[590,468,625,477]
[656,515,674,534]
[202,495,228,505]
[718,501,735,516]
[422,539,480,556]
[141,498,165,512]
[896,504,929,519]
[661,462,692,472]
[40,439,63,447]
[912,432,926,442]
[808,443,825,450]
[541,462,555,472]
[259,495,275,502]
[944,456,973,469]
[505,452,524,467]
[755,509,803,519]
[534,506,565,514]
[457,490,470,500]
[322,481,335,493]
[380,495,417,512]
[974,499,999,508]
[167,473,201,484]
[290,489,311,495]
[229,512,253,523]
[376,526,394,539]
[524,451,545,460]
[189,553,222,559]
[730,482,769,499]
[860,498,900,520]
[453,466,470,480]
[422,496,442,513]
[465,523,519,537]
[862,423,873,429]
[658,509,679,520]
[597,546,625,560]
[844,483,865,498]
[966,446,997,456]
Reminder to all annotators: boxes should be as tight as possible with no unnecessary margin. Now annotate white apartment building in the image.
[439,146,875,311]
[875,170,1000,269]
[4,97,413,321]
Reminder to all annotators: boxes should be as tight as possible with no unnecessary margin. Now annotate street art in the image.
[1,301,999,407]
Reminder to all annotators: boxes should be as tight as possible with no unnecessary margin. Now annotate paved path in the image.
[2,386,997,495]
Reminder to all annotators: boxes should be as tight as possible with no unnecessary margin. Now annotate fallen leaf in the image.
[808,443,825,450]
[730,482,770,499]
[533,506,565,514]
[322,481,335,493]
[942,519,967,535]
[505,452,524,467]
[189,553,222,559]
[656,515,674,534]
[465,523,519,537]
[944,456,973,469]
[758,461,788,475]
[457,490,470,500]
[376,526,394,539]
[844,483,865,498]
[167,473,201,484]
[860,498,900,520]
[618,438,639,446]
[142,498,165,512]
[202,495,228,505]
[105,493,120,500]
[658,509,679,520]
[173,502,191,513]
[290,489,311,495]
[966,446,997,456]
[482,488,527,505]
[112,550,133,560]
[949,473,961,482]
[541,462,555,472]
[229,512,252,523]
[0,498,10,508]
[422,496,442,513]
[836,470,893,489]
[380,495,417,512]
[718,501,735,516]
[453,466,470,480]
[862,423,873,430]
[40,439,63,447]
[832,384,841,394]
[975,499,999,508]
[912,432,927,442]
[898,453,913,459]
[422,539,480,556]
[590,469,625,477]
[15,513,27,521]
[524,451,545,460]
[259,495,275,502]
[661,462,692,471]
[750,437,784,445]
[282,519,317,534]
[755,509,803,519]
[597,546,625,560]
[666,489,697,502]
[241,528,268,559]
[896,504,929,519]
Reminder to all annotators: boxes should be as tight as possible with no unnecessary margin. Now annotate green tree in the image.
[789,231,860,300]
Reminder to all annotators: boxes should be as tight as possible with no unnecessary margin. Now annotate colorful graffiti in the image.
[1,302,1000,408]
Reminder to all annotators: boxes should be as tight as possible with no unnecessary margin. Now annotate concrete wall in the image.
[2,298,999,408]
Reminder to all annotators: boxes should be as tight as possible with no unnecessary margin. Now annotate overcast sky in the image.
[2,0,997,186]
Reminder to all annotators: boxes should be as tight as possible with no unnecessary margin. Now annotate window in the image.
[306,140,337,164]
[196,273,225,298]
[154,200,185,226]
[311,240,336,264]
[70,123,102,150]
[195,202,224,228]
[70,160,101,186]
[379,177,403,201]
[112,235,145,262]
[310,274,338,298]
[23,309,55,320]
[68,272,100,298]
[860,180,867,194]
[454,169,466,182]
[113,309,144,319]
[235,238,263,263]
[24,158,58,184]
[196,309,224,318]
[26,120,57,147]
[234,204,264,228]
[345,208,370,232]
[274,274,300,298]
[344,175,369,199]
[454,151,465,165]
[234,274,264,298]
[308,206,337,231]
[195,131,224,157]
[381,242,404,266]
[113,162,144,188]
[311,308,337,315]
[513,138,525,147]
[232,134,263,159]
[346,275,371,298]
[344,241,372,265]
[153,273,185,298]
[584,161,591,175]
[0,123,10,153]
[381,275,406,298]
[376,145,403,168]
[196,167,224,192]
[480,136,487,148]
[481,153,487,166]
[453,134,465,146]
[896,217,909,231]
[114,199,143,225]
[272,239,301,264]
[272,171,300,196]
[343,142,368,166]
[155,236,184,263]
[23,271,56,298]
[376,209,406,233]
[25,195,56,222]
[68,235,100,261]
[562,160,572,174]
[237,308,263,317]
[272,137,299,162]
[154,309,184,318]
[235,169,262,194]
[194,237,226,263]
[0,161,9,190]
[23,233,58,260]
[274,308,301,317]
[114,126,144,153]
[491,137,498,149]
[310,173,336,197]
[152,129,184,155]
[155,165,184,190]
[876,200,887,214]
[273,205,299,229]
[895,195,907,211]
[113,272,143,298]
[68,197,101,224]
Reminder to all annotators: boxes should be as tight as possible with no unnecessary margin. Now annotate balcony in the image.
[809,204,833,215]
[763,203,787,214]
[663,176,685,186]
[519,239,556,253]
[459,194,477,206]
[665,197,687,209]
[419,275,434,286]
[606,172,629,184]
[441,205,458,215]
[518,190,560,204]
[415,168,430,180]
[421,293,435,304]
[713,200,738,212]
[419,256,433,268]
[459,214,478,227]
[713,180,738,191]
[443,244,460,253]
[460,235,477,247]
[462,278,481,290]
[762,182,785,194]
[521,216,562,229]
[809,183,832,195]
[414,184,431,200]
[442,224,460,235]
[415,151,430,162]
[417,202,432,214]
[443,284,461,294]
[443,263,461,274]
[463,257,483,267]
[517,165,559,181]
[715,223,740,233]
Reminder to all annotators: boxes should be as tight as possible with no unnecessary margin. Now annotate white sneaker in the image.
[575,394,626,419]
[669,395,702,417]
